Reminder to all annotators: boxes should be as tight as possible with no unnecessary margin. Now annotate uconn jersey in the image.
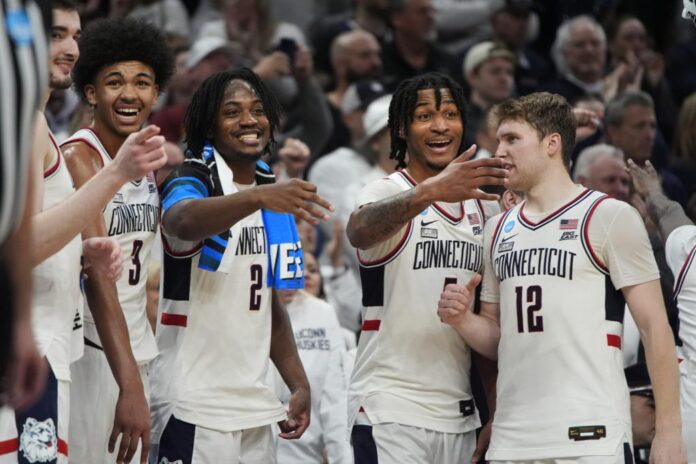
[482,189,659,461]
[349,170,495,434]
[61,128,158,362]
[153,160,285,433]
[33,135,82,380]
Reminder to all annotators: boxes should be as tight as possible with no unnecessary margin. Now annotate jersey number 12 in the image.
[515,285,544,332]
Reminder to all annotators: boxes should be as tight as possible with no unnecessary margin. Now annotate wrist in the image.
[413,180,436,206]
[104,162,130,186]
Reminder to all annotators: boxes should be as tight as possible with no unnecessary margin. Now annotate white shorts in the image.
[0,362,69,463]
[489,442,633,464]
[69,345,150,464]
[157,415,276,464]
[352,422,476,464]
[681,372,696,463]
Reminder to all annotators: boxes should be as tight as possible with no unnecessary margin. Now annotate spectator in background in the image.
[324,30,383,156]
[268,251,352,463]
[608,15,677,143]
[433,0,492,55]
[572,144,630,202]
[604,91,686,204]
[308,0,392,85]
[489,0,553,95]
[462,41,515,147]
[548,15,642,105]
[671,93,696,218]
[381,0,462,92]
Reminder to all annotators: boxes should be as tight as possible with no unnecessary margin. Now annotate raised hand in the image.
[627,158,662,198]
[422,146,508,203]
[111,125,167,182]
[437,274,482,327]
[257,178,334,224]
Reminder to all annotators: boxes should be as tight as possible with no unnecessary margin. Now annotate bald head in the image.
[330,30,383,84]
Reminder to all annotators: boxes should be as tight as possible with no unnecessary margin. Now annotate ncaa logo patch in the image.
[503,220,515,233]
[19,417,57,463]
[160,458,183,464]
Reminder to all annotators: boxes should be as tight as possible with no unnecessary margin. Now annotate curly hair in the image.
[388,72,468,169]
[72,18,174,102]
[490,92,576,168]
[184,67,283,158]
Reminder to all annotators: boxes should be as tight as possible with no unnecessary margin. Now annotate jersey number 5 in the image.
[515,285,544,333]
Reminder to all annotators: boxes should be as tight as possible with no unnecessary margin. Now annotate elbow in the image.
[164,207,205,242]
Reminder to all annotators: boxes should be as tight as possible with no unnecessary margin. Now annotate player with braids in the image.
[346,72,508,464]
[61,17,174,464]
[388,73,469,169]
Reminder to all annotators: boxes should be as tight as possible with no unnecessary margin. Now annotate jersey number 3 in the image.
[515,285,544,333]
[129,239,143,285]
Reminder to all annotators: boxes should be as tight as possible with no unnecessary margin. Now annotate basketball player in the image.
[628,159,695,462]
[345,72,508,464]
[0,2,168,462]
[61,17,174,464]
[153,68,331,463]
[438,92,685,463]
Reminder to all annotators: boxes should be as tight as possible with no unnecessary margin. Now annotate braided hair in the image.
[184,67,283,158]
[388,72,468,169]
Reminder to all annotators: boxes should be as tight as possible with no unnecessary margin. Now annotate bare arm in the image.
[33,125,166,266]
[63,143,151,464]
[347,153,507,249]
[628,159,692,242]
[624,279,686,464]
[270,291,311,440]
[163,178,332,242]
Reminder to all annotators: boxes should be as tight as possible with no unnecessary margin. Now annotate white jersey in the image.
[268,292,351,464]
[482,188,660,460]
[666,225,696,366]
[155,184,285,432]
[349,170,496,434]
[61,128,158,363]
[32,134,82,380]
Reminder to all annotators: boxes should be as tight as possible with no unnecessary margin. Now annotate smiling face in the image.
[49,9,81,90]
[213,79,271,161]
[86,61,159,138]
[405,87,464,175]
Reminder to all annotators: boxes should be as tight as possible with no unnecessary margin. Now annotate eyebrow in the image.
[52,25,81,34]
[104,71,154,80]
[497,131,518,140]
[223,98,263,107]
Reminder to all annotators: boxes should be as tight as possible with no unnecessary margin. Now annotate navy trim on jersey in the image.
[361,264,386,307]
[352,425,378,464]
[357,219,413,268]
[162,250,193,301]
[604,275,625,323]
[157,415,195,464]
[43,133,61,179]
[490,208,515,261]
[674,242,696,300]
[580,194,610,275]
[518,189,593,230]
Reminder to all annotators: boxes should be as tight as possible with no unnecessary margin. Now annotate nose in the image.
[430,113,447,132]
[240,110,258,126]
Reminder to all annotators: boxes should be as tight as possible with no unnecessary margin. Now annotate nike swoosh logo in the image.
[501,233,518,243]
[421,219,438,227]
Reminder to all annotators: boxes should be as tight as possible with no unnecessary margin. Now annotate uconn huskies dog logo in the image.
[19,417,57,463]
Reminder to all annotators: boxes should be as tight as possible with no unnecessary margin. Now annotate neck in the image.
[405,159,440,184]
[470,91,493,112]
[523,165,580,213]
[328,78,349,106]
[90,120,128,159]
[395,33,429,65]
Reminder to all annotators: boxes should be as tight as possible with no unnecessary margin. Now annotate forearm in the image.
[642,321,682,432]
[454,311,500,360]
[270,293,309,393]
[84,274,143,392]
[164,189,265,242]
[31,165,126,266]
[347,185,434,249]
[645,190,692,242]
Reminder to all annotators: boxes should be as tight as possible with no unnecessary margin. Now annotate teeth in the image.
[117,109,138,116]
[239,134,259,141]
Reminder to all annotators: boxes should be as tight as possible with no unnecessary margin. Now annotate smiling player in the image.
[345,72,508,464]
[60,18,173,464]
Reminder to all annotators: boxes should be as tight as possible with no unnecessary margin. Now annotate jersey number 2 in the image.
[129,239,143,285]
[250,264,263,310]
[515,285,544,332]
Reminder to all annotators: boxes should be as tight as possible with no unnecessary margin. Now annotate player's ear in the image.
[546,133,562,158]
[153,84,160,104]
[85,85,97,106]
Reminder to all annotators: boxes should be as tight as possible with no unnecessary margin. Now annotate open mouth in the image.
[115,108,139,117]
[425,139,453,151]
[237,131,263,146]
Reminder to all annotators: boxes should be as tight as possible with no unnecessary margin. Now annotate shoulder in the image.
[60,138,104,182]
[665,225,696,270]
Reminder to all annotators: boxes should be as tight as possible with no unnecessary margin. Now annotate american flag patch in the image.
[560,219,578,230]
[467,213,480,225]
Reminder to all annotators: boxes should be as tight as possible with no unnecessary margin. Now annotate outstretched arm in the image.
[34,124,166,265]
[347,151,507,249]
[270,291,311,440]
